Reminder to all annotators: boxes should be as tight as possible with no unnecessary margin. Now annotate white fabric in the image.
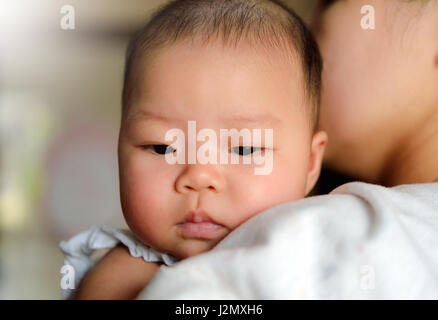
[137,181,438,299]
[59,225,178,300]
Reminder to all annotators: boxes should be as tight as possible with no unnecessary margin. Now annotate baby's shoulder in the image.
[75,243,161,299]
[59,225,178,299]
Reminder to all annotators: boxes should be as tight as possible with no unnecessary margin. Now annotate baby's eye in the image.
[229,146,262,156]
[142,144,176,155]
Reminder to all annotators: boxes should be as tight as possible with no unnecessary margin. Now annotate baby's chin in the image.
[128,223,224,260]
[170,238,223,260]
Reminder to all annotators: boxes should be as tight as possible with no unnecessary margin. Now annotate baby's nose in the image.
[175,164,225,193]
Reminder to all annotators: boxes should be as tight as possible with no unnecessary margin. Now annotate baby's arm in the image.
[74,243,161,300]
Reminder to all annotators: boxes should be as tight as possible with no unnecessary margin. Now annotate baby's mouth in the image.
[177,210,225,239]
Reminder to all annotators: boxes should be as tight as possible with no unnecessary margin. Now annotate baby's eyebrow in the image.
[224,115,280,125]
[126,109,179,124]
[126,109,281,126]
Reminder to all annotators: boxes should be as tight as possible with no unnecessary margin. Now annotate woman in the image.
[139,0,438,299]
[313,0,438,187]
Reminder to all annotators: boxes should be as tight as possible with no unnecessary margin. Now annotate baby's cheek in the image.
[226,172,301,228]
[120,161,174,244]
[123,184,172,250]
[252,163,307,214]
[123,182,161,229]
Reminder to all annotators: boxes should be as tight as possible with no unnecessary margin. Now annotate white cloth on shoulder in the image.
[59,225,178,300]
[137,181,438,299]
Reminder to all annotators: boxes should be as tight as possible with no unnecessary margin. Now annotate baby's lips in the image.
[183,209,220,225]
[177,221,224,239]
[177,210,227,240]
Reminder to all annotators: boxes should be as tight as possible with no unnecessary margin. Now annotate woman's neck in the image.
[380,108,438,186]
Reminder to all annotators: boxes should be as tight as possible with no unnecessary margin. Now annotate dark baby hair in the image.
[122,0,323,132]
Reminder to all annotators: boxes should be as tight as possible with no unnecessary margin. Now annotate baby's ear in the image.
[305,130,328,195]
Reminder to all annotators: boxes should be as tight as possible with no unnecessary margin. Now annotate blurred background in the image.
[0,0,340,299]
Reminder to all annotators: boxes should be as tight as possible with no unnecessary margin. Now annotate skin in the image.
[74,244,160,300]
[76,38,327,299]
[311,0,438,186]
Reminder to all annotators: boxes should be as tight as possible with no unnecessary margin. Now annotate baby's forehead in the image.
[143,37,302,77]
[124,39,309,129]
[138,40,305,98]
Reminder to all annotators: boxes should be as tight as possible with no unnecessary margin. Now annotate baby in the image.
[59,0,328,299]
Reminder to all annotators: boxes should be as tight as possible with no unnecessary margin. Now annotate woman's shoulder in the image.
[330,180,438,206]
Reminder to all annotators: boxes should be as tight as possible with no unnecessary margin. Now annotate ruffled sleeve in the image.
[59,225,178,299]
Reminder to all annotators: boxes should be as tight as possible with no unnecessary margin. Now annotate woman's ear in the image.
[305,130,328,195]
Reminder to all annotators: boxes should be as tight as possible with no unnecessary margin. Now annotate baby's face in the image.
[118,40,326,259]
